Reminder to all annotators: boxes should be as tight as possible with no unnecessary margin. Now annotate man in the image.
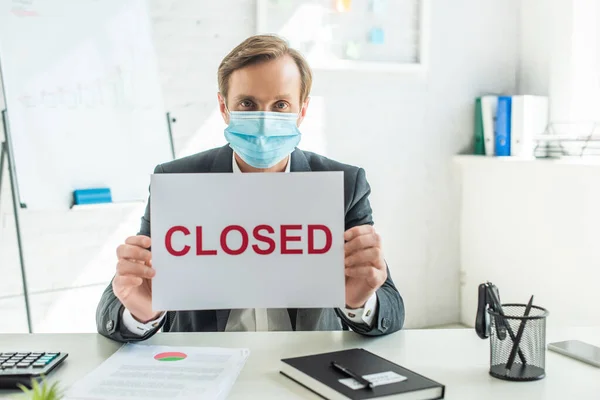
[96,34,405,342]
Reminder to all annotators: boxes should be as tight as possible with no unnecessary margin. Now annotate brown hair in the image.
[218,34,312,103]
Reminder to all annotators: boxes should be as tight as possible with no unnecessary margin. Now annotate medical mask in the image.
[224,110,301,169]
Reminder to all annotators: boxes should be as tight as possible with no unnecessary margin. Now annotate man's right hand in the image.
[113,235,160,323]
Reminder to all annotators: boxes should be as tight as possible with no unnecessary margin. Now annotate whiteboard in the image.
[0,0,172,210]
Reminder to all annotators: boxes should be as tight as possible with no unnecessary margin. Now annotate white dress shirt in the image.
[122,152,378,335]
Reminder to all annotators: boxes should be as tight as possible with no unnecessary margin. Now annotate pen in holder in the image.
[488,301,549,381]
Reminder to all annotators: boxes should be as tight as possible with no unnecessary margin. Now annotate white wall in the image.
[519,0,600,123]
[0,0,520,331]
[148,1,256,153]
[518,0,550,96]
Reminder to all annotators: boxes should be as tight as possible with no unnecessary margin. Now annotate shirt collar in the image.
[232,153,291,173]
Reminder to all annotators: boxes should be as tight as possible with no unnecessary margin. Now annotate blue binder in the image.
[495,96,511,156]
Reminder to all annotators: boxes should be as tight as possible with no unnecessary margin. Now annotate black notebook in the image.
[280,348,445,400]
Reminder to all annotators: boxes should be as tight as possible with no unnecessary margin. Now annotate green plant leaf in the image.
[15,376,63,400]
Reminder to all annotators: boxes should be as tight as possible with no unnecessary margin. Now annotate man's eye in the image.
[275,102,289,110]
[240,100,253,108]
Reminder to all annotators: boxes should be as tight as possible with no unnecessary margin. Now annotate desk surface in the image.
[1,328,599,399]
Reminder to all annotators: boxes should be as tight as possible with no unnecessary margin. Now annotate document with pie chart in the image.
[65,344,250,400]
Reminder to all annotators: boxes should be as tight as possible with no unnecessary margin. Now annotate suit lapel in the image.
[210,145,234,173]
[290,148,311,172]
[216,310,231,332]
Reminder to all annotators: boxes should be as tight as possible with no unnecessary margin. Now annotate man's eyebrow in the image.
[232,94,295,101]
[232,94,258,102]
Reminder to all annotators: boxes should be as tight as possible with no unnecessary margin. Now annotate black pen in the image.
[488,285,527,364]
[505,295,534,374]
[331,361,373,389]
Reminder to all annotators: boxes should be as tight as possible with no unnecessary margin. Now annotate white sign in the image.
[150,172,345,311]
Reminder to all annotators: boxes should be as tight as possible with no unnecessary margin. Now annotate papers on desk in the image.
[65,344,249,400]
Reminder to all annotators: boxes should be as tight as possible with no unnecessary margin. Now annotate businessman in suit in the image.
[96,34,405,342]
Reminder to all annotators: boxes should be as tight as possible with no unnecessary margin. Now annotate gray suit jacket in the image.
[96,145,405,342]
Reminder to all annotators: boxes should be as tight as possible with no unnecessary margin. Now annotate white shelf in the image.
[453,154,600,167]
[70,200,145,211]
[310,58,427,74]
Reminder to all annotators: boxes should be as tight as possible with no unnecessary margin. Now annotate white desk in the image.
[1,328,599,399]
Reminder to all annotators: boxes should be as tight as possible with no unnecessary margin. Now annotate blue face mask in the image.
[224,110,301,169]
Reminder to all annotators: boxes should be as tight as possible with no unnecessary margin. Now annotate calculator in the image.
[0,352,68,389]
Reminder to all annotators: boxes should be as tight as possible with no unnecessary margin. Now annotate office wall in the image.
[518,0,550,96]
[148,1,256,153]
[0,0,519,331]
[519,0,600,122]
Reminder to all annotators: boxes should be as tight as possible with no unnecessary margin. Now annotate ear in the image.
[218,92,229,124]
[297,96,310,126]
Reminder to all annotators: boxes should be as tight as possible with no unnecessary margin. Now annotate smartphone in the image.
[548,340,600,368]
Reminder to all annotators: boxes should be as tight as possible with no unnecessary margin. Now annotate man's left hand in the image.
[344,225,387,309]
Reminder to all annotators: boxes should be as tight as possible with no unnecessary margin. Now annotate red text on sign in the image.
[164,224,332,256]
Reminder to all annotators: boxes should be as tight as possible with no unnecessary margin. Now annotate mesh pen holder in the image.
[488,304,549,381]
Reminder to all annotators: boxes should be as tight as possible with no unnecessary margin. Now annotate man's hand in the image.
[113,235,160,323]
[344,225,387,309]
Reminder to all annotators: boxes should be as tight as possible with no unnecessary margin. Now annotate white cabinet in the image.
[455,156,600,328]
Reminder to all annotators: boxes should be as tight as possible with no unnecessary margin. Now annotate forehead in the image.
[228,55,301,100]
